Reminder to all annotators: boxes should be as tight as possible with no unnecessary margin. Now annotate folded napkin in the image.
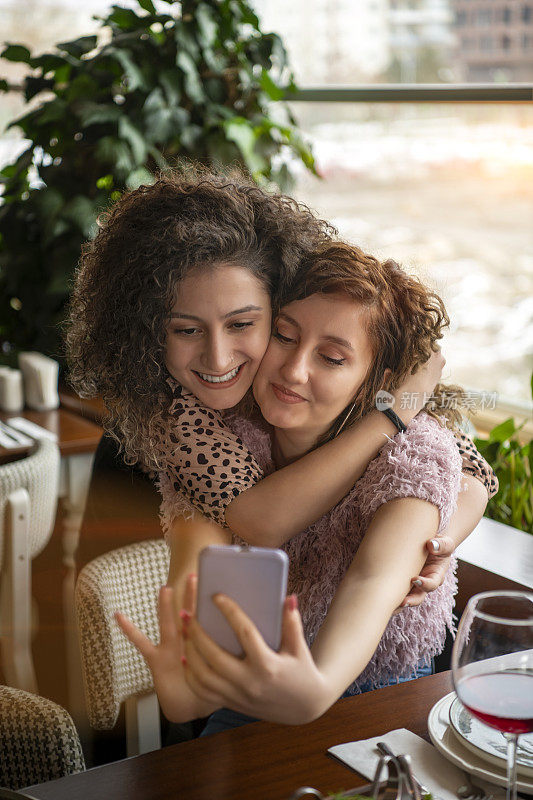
[328,728,505,800]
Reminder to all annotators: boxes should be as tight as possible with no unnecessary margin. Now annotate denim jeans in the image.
[199,659,434,737]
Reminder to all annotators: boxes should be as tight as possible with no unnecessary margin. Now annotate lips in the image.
[271,382,307,404]
[192,362,246,389]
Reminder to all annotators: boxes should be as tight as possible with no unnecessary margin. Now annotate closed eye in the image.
[322,354,346,366]
[231,321,255,331]
[174,327,201,336]
[273,330,295,344]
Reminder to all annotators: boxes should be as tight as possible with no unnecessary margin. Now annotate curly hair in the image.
[66,163,335,469]
[285,242,463,446]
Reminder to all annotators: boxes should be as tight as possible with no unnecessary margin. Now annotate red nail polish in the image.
[181,655,187,667]
[288,594,298,611]
[179,609,191,623]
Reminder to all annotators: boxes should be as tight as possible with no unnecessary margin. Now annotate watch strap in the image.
[381,407,407,434]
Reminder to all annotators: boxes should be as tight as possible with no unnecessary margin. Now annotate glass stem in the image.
[504,733,518,800]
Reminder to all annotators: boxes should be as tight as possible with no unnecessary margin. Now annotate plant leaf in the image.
[224,118,267,175]
[119,117,148,164]
[57,36,98,59]
[138,0,156,13]
[488,418,516,444]
[76,101,123,127]
[1,44,31,63]
[176,51,205,102]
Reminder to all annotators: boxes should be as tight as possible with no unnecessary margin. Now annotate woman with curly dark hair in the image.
[116,241,497,732]
[67,164,453,556]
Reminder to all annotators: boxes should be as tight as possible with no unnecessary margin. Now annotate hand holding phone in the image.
[196,545,288,657]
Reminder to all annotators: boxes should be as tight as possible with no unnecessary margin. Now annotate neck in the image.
[272,427,320,468]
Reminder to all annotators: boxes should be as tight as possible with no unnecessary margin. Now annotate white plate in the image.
[449,696,533,779]
[427,692,533,793]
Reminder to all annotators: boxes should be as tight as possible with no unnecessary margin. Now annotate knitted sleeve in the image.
[355,413,463,534]
[346,414,463,693]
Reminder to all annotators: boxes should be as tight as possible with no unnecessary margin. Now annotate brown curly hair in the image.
[284,242,463,446]
[66,163,335,469]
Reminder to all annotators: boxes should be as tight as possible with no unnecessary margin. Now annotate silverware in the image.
[376,742,427,799]
[456,771,492,800]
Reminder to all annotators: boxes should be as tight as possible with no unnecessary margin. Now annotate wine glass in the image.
[451,590,533,800]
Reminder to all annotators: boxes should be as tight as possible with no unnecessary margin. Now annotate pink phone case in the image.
[197,545,289,657]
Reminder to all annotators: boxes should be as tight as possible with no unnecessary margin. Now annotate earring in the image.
[334,399,357,438]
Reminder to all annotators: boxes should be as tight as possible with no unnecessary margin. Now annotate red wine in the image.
[458,672,533,735]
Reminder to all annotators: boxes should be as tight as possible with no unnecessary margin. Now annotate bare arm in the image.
[226,409,402,546]
[181,496,441,724]
[404,472,488,604]
[168,352,444,547]
[309,497,439,712]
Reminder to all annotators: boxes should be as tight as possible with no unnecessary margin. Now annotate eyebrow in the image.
[170,305,263,321]
[278,311,354,351]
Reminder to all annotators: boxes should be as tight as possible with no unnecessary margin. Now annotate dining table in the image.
[27,670,453,800]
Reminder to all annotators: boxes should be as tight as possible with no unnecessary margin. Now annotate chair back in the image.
[0,439,60,570]
[75,539,170,730]
[0,685,85,791]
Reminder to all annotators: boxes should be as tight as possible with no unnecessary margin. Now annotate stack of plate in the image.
[428,692,533,792]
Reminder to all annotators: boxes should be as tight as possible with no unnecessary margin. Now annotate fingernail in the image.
[179,609,191,624]
[181,655,187,667]
[288,594,298,611]
[430,539,440,552]
[411,579,423,587]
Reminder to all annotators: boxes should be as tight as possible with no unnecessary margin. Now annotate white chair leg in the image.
[1,488,38,694]
[124,692,161,756]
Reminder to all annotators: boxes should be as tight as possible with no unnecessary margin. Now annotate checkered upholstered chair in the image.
[75,538,170,756]
[0,685,85,791]
[0,439,60,694]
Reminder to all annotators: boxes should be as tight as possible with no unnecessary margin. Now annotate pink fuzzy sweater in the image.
[158,403,463,693]
[227,413,463,692]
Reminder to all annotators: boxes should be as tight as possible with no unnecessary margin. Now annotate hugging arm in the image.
[182,416,463,723]
[164,354,446,546]
[182,496,442,724]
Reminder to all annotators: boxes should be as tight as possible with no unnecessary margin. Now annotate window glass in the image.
[254,0,533,84]
[288,102,533,404]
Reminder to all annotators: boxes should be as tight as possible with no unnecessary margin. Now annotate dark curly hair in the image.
[66,163,335,469]
[285,242,464,446]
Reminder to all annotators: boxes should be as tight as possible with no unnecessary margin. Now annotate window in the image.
[287,101,533,404]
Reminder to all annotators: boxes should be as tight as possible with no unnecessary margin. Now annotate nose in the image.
[279,347,309,385]
[202,331,233,374]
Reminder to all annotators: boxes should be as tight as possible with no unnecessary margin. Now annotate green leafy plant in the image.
[473,374,533,533]
[0,0,316,360]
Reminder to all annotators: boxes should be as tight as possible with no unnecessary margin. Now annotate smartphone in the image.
[196,545,289,657]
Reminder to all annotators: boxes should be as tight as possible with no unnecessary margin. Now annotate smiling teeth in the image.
[197,366,240,383]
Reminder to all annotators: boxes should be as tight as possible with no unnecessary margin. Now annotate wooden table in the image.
[27,671,453,800]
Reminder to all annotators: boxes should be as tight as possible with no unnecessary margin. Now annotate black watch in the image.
[381,407,407,434]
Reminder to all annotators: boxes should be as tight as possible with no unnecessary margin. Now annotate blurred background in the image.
[1,0,531,412]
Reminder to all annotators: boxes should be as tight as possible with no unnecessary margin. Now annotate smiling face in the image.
[252,292,375,453]
[165,264,272,409]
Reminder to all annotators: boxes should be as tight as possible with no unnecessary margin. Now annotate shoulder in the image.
[225,414,274,474]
